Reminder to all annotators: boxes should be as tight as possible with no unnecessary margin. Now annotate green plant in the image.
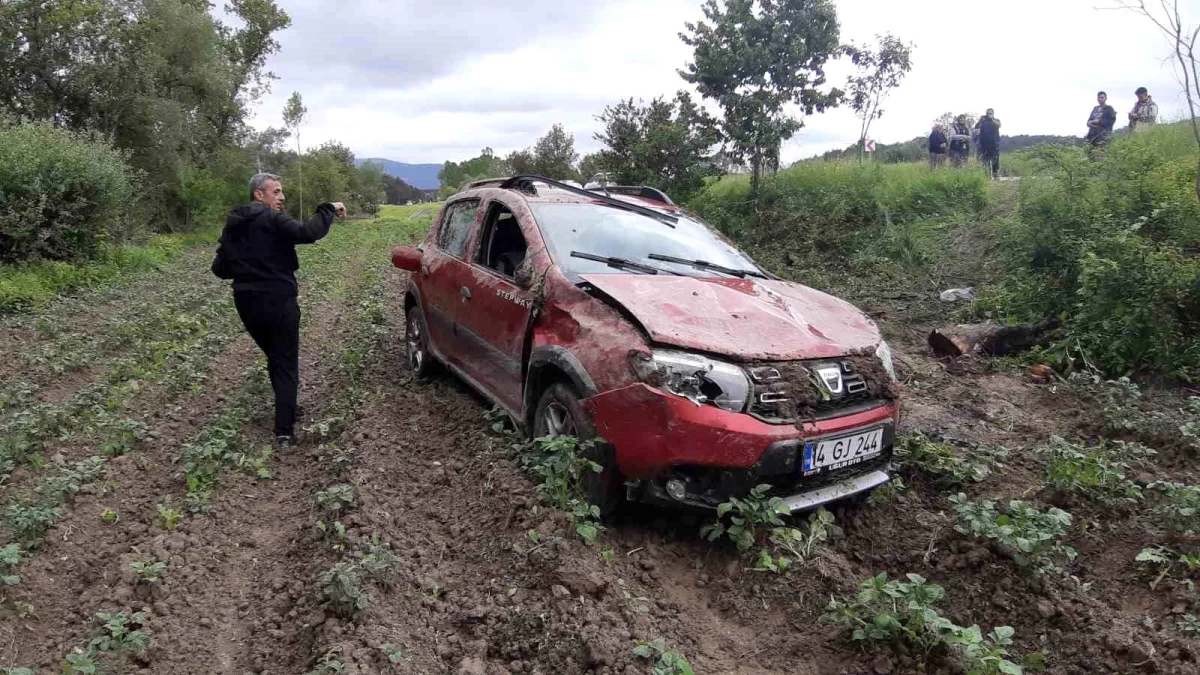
[99,418,147,457]
[1147,481,1200,535]
[868,475,908,506]
[6,501,63,543]
[1135,546,1200,590]
[156,503,182,530]
[131,560,167,584]
[381,642,407,664]
[515,435,605,542]
[632,637,695,675]
[2,667,34,675]
[314,484,356,515]
[950,494,1076,571]
[894,433,1006,484]
[63,611,149,673]
[701,484,785,551]
[600,548,615,565]
[1179,613,1200,637]
[306,648,346,675]
[99,508,119,524]
[1,542,23,586]
[320,538,401,618]
[820,573,1044,673]
[1037,436,1146,504]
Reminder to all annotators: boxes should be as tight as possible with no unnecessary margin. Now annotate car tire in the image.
[532,382,622,516]
[405,305,435,377]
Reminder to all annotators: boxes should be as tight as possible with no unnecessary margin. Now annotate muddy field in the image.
[1,203,1199,674]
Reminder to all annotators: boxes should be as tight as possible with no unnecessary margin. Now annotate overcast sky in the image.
[245,0,1197,165]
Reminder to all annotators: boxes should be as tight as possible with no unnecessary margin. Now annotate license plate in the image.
[803,427,884,474]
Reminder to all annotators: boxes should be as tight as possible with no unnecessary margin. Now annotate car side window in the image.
[476,202,527,279]
[435,200,479,258]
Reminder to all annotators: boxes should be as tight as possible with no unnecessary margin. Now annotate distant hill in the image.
[355,158,442,190]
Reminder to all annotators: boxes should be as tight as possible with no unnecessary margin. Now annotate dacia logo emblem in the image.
[815,365,844,395]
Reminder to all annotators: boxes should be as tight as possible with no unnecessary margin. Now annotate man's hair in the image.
[1097,91,1107,97]
[1135,86,1149,95]
[249,173,281,202]
[986,108,994,114]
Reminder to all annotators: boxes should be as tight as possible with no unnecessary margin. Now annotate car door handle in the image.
[460,286,472,300]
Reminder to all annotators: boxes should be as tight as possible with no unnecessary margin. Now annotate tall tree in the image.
[531,124,579,180]
[593,92,721,201]
[680,0,843,196]
[844,34,914,162]
[282,91,307,213]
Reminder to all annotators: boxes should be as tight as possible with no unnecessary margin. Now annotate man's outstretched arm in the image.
[271,202,345,244]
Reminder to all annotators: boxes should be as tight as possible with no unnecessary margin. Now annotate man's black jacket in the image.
[211,202,336,295]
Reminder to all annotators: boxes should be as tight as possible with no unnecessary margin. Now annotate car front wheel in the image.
[532,383,622,515]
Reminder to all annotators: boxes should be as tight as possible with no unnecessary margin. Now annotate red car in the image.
[391,176,900,514]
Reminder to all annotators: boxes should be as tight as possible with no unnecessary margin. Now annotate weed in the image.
[2,668,33,675]
[306,648,346,675]
[131,560,167,584]
[820,572,1044,673]
[950,494,1076,571]
[1148,481,1200,535]
[632,637,695,675]
[600,548,615,566]
[1179,613,1200,637]
[868,475,907,506]
[1037,436,1146,504]
[156,502,182,530]
[63,611,149,673]
[99,417,147,457]
[6,501,63,543]
[99,508,119,524]
[1,542,22,586]
[701,484,785,551]
[381,642,407,664]
[320,537,401,618]
[1135,546,1200,590]
[314,484,356,516]
[759,507,841,572]
[515,435,605,542]
[894,432,1006,484]
[35,456,106,504]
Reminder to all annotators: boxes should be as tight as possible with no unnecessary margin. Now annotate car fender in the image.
[523,344,598,420]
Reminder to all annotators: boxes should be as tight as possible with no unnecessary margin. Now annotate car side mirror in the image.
[391,246,422,272]
[513,260,535,290]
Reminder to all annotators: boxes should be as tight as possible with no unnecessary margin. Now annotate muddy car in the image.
[391,175,900,514]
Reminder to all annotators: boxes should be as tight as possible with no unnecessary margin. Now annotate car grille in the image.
[747,358,884,424]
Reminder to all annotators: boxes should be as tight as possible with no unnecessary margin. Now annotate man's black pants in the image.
[980,149,1000,179]
[234,292,300,437]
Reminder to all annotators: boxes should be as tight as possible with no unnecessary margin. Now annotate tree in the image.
[282,92,307,214]
[1112,1,1200,200]
[530,124,579,180]
[680,0,843,196]
[592,92,721,201]
[844,34,914,162]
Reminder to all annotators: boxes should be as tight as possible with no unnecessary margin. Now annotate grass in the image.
[0,222,222,313]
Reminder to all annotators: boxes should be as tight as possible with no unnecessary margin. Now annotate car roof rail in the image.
[466,177,507,190]
[499,175,679,226]
[586,185,674,205]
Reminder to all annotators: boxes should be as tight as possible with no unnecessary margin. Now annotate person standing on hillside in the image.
[929,123,948,169]
[1086,91,1118,150]
[975,109,1002,179]
[949,117,972,168]
[211,173,346,447]
[1129,87,1159,131]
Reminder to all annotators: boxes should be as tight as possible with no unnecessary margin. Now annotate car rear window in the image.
[529,203,762,278]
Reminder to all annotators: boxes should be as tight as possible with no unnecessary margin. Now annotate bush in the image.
[0,119,137,264]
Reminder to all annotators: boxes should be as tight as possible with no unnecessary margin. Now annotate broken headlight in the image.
[875,340,897,382]
[636,350,750,412]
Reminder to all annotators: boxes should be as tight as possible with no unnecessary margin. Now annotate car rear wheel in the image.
[533,383,622,516]
[405,305,435,377]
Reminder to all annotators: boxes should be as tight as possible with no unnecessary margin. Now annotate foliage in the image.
[591,92,721,201]
[1135,545,1200,590]
[950,494,1077,571]
[756,507,840,572]
[1036,436,1147,504]
[437,147,510,197]
[701,484,785,551]
[632,638,695,675]
[1147,481,1200,536]
[680,0,843,193]
[156,503,183,531]
[62,611,149,674]
[314,484,356,516]
[0,119,137,264]
[529,124,580,181]
[1,542,23,586]
[894,432,1007,485]
[514,435,605,542]
[843,34,914,160]
[820,572,1044,673]
[131,560,167,584]
[319,538,401,618]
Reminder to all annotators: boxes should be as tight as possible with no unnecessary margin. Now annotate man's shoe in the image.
[275,435,295,448]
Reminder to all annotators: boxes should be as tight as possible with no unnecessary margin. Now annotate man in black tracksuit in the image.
[211,173,345,446]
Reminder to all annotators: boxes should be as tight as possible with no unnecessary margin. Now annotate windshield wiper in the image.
[570,251,678,275]
[647,253,768,279]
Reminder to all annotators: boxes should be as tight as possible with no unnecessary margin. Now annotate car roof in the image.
[454,176,681,216]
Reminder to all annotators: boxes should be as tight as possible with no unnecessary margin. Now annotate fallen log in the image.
[928,319,1060,358]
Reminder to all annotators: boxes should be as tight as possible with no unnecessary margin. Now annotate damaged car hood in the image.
[578,274,881,361]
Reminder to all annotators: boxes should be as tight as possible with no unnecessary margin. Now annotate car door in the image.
[454,197,536,413]
[421,198,480,367]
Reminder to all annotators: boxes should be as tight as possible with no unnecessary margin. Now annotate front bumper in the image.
[583,383,898,510]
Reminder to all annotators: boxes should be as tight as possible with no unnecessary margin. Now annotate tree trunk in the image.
[928,319,1060,358]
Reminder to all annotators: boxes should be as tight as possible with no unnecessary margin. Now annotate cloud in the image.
[248,0,1195,165]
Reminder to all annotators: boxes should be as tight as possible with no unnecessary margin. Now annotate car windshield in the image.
[529,202,763,278]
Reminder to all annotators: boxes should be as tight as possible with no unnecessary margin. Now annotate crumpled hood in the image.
[578,274,882,361]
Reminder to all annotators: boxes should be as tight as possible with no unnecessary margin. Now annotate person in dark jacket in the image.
[975,109,1002,179]
[1086,91,1117,150]
[949,117,971,168]
[928,123,948,169]
[211,173,345,446]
